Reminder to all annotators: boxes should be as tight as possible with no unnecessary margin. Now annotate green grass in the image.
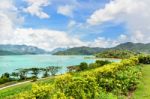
[132,64,150,99]
[0,77,55,99]
[0,83,32,99]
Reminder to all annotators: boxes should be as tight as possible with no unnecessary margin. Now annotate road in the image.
[0,80,30,90]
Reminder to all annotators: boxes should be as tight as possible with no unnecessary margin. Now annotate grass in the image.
[0,77,55,99]
[0,83,32,99]
[132,64,150,99]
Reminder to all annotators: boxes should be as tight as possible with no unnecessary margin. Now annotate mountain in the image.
[0,50,18,55]
[0,44,49,55]
[53,46,106,55]
[51,48,68,54]
[114,42,150,53]
[53,42,150,55]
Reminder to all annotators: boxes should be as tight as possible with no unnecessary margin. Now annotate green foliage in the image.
[96,49,136,59]
[78,62,88,71]
[80,57,141,95]
[0,73,11,84]
[14,83,54,99]
[64,77,99,99]
[29,68,41,78]
[89,60,111,69]
[138,55,150,64]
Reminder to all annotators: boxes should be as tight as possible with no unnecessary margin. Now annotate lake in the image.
[0,55,120,75]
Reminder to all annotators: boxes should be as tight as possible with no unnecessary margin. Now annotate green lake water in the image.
[0,55,120,75]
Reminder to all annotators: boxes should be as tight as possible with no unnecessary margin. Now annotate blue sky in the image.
[0,0,150,50]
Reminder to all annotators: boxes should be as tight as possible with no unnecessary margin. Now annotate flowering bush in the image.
[12,57,141,99]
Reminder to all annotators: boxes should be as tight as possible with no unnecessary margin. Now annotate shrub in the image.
[64,77,99,99]
[78,62,88,71]
[138,55,150,64]
[89,60,111,69]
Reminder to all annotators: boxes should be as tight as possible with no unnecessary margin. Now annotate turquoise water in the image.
[0,55,120,75]
[0,55,94,75]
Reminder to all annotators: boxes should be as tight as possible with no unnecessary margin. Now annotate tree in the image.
[29,68,41,78]
[47,66,61,76]
[41,67,49,78]
[0,73,11,84]
[1,72,10,78]
[79,62,88,71]
[11,72,19,79]
[16,68,29,80]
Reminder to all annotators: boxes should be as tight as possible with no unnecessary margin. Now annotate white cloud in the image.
[0,0,24,39]
[68,20,76,28]
[0,0,17,11]
[1,28,86,51]
[57,5,74,17]
[87,0,150,43]
[88,37,118,48]
[24,0,50,19]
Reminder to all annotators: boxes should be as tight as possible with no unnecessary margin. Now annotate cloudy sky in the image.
[0,0,150,51]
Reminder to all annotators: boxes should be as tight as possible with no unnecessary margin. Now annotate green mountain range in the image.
[54,42,150,55]
[53,46,106,55]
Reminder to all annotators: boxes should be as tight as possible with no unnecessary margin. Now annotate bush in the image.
[78,62,88,71]
[63,77,99,99]
[81,57,141,95]
[138,55,150,64]
[89,60,111,69]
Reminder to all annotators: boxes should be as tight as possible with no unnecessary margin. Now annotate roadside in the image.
[0,76,54,91]
[0,80,30,90]
[132,64,150,99]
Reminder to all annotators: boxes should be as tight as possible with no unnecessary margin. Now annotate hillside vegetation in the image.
[96,49,137,59]
[53,46,105,55]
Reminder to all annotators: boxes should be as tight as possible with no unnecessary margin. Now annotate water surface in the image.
[0,55,120,75]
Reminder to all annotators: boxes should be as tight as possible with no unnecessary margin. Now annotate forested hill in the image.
[53,46,106,55]
[53,42,150,55]
[95,49,137,59]
[114,42,150,53]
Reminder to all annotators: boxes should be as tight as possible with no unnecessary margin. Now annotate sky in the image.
[0,0,150,51]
